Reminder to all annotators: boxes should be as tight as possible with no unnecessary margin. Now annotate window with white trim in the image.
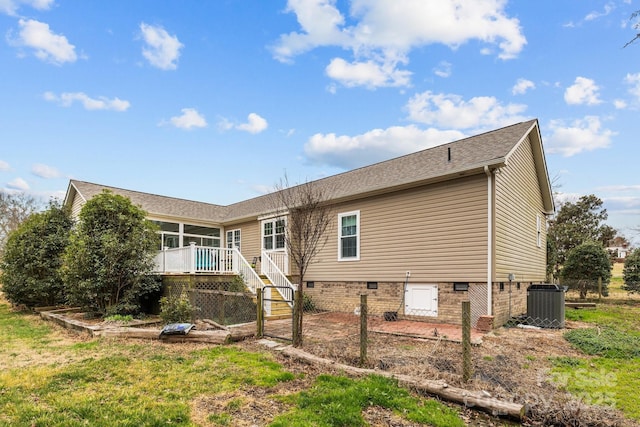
[226,229,241,250]
[338,211,360,260]
[262,218,286,250]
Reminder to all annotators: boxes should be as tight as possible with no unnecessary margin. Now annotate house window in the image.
[262,218,286,251]
[338,211,360,261]
[367,281,378,289]
[536,214,542,248]
[307,281,314,288]
[226,229,241,250]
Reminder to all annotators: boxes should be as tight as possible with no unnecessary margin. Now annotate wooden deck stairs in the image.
[260,276,293,320]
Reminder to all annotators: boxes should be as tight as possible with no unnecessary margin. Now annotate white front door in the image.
[405,284,438,317]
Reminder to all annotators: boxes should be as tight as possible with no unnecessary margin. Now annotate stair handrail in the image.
[232,248,263,294]
[261,250,296,307]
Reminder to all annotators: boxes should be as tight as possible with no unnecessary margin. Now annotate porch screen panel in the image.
[183,224,221,247]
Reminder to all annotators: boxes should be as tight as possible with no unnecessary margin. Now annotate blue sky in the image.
[2,0,640,240]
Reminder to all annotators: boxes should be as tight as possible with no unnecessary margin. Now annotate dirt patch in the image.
[285,315,633,426]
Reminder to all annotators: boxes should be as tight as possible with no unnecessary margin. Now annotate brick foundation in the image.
[490,281,530,326]
[303,281,485,326]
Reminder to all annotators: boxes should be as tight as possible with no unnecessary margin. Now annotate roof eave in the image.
[507,120,555,215]
[222,159,508,223]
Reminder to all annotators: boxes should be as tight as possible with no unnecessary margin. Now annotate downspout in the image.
[484,166,493,316]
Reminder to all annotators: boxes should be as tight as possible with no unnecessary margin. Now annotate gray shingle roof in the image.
[67,119,546,223]
[68,180,227,222]
[223,119,542,220]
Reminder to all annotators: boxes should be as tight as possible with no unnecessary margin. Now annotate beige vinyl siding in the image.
[494,135,547,282]
[233,219,261,264]
[70,190,84,219]
[305,174,488,283]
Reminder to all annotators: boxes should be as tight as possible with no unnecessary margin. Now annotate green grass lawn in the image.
[0,297,463,427]
[558,299,640,421]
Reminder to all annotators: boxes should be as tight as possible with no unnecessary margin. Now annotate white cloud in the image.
[0,0,53,16]
[251,184,274,195]
[406,91,528,130]
[31,163,61,179]
[216,117,234,131]
[236,113,268,134]
[272,0,526,88]
[139,23,183,70]
[219,113,268,134]
[304,124,464,169]
[512,78,535,95]
[433,61,452,78]
[43,91,130,111]
[6,177,29,191]
[614,99,627,109]
[585,2,615,21]
[564,76,602,105]
[0,160,9,171]
[165,108,207,130]
[325,57,411,88]
[624,72,640,99]
[10,19,76,65]
[597,184,640,192]
[546,116,615,157]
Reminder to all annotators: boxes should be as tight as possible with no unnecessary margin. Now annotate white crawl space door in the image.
[405,284,438,316]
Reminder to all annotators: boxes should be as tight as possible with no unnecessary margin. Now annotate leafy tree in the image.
[547,194,614,279]
[62,190,160,315]
[622,249,640,294]
[0,191,40,258]
[270,175,334,347]
[561,241,612,299]
[0,201,72,307]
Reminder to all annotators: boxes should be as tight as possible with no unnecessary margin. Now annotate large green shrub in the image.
[0,201,72,307]
[622,249,640,293]
[159,291,197,323]
[560,241,612,299]
[62,190,160,316]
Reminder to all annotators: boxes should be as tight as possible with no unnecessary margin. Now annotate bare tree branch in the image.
[624,10,640,48]
[269,174,335,347]
[0,191,41,257]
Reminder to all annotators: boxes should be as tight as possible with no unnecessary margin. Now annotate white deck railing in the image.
[154,244,263,295]
[261,250,288,275]
[155,243,235,274]
[261,250,296,307]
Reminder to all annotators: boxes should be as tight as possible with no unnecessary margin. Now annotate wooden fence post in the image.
[256,290,263,338]
[462,301,472,382]
[360,294,368,367]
